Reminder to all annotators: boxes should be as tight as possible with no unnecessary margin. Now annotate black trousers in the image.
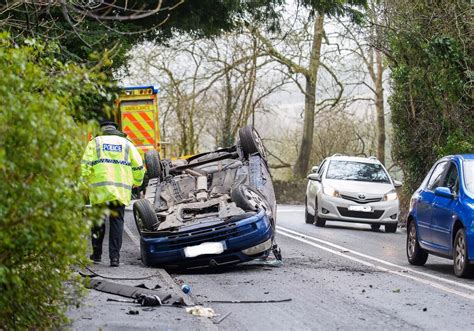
[91,201,125,260]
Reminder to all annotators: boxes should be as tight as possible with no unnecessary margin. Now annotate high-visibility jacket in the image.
[81,134,145,206]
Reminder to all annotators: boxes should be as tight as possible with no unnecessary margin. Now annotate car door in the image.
[416,161,449,245]
[431,162,459,252]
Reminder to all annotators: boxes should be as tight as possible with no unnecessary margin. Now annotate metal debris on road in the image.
[205,298,292,304]
[87,279,183,305]
[185,306,216,318]
[78,266,161,281]
[213,312,232,325]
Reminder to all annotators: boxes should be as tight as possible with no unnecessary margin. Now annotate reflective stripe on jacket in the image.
[81,134,145,206]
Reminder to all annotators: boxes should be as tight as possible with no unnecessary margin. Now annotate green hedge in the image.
[0,34,109,329]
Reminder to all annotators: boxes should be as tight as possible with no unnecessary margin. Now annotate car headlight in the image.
[384,190,398,201]
[323,186,340,198]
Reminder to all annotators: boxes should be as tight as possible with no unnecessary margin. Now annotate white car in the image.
[305,154,401,232]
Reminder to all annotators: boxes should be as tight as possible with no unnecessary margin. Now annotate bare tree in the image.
[126,33,287,153]
[248,10,344,178]
[337,1,388,164]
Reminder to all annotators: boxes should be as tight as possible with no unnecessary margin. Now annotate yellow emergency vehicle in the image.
[114,86,167,157]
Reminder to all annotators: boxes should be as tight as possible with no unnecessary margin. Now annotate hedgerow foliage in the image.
[385,1,473,192]
[0,34,109,329]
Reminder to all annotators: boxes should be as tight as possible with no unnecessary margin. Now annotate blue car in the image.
[406,154,474,277]
[133,126,279,268]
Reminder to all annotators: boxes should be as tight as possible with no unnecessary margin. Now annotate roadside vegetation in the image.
[0,35,110,329]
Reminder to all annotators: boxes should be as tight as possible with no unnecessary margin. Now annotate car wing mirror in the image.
[434,187,455,199]
[311,166,319,173]
[307,174,321,182]
[393,179,403,188]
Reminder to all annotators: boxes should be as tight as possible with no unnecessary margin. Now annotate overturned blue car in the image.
[133,126,280,269]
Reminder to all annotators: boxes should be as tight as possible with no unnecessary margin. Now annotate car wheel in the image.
[385,223,398,233]
[144,150,162,179]
[371,224,381,231]
[232,185,271,215]
[238,126,267,160]
[304,197,314,224]
[406,221,428,266]
[313,198,326,227]
[133,199,160,232]
[453,228,473,278]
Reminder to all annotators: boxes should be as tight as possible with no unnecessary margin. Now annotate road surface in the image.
[69,204,474,330]
[172,205,474,330]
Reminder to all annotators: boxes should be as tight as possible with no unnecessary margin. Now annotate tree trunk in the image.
[375,49,385,164]
[293,13,324,178]
[220,70,234,148]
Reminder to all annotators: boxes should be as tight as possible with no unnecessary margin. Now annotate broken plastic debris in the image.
[185,305,216,318]
[242,258,283,267]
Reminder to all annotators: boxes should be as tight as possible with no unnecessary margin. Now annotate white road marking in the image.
[124,223,140,247]
[278,225,474,292]
[277,226,474,300]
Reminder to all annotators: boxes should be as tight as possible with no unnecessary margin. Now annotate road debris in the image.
[127,310,139,315]
[242,257,283,268]
[213,312,232,324]
[86,279,184,306]
[204,298,292,304]
[79,266,161,281]
[185,306,216,318]
[107,295,163,307]
[181,284,191,294]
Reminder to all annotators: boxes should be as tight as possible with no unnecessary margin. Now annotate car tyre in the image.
[370,224,381,231]
[133,199,160,232]
[238,126,267,160]
[385,223,398,233]
[406,221,428,266]
[304,198,314,224]
[232,185,271,215]
[313,199,326,227]
[453,228,474,278]
[144,150,162,179]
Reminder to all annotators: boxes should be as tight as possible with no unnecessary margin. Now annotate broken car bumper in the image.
[140,210,273,268]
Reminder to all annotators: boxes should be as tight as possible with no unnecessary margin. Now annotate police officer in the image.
[81,121,145,267]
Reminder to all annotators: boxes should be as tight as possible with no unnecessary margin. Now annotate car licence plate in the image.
[348,205,373,212]
[184,242,225,258]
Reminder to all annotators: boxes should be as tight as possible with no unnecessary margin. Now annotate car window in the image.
[427,161,448,191]
[325,160,390,183]
[443,163,459,193]
[318,159,327,175]
[464,160,474,194]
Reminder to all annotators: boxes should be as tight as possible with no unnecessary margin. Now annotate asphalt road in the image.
[69,204,474,330]
[172,205,474,330]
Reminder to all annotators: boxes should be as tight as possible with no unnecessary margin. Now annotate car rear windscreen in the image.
[326,160,390,183]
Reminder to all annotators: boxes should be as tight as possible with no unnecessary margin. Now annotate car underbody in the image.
[133,126,280,268]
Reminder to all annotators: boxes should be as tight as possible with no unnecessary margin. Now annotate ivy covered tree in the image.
[384,0,473,192]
